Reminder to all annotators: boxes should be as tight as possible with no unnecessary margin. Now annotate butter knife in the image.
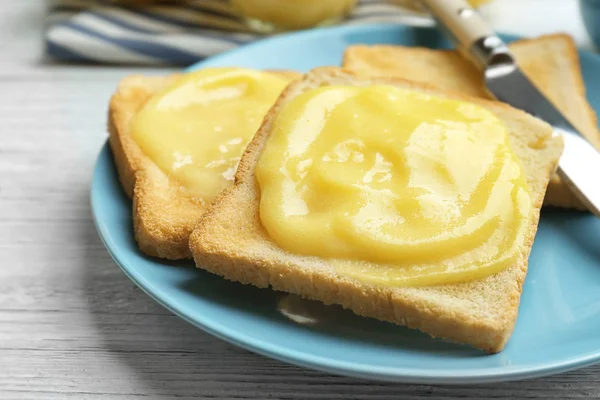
[420,0,600,216]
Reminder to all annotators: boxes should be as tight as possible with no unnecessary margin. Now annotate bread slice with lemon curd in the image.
[108,69,300,260]
[189,68,563,353]
[342,34,597,210]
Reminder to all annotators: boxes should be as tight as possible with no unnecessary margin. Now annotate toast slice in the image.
[342,34,598,210]
[189,68,563,353]
[108,70,300,260]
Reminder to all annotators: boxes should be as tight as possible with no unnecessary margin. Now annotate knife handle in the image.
[420,0,514,70]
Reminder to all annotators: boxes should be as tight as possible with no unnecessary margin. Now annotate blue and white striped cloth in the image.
[46,0,430,65]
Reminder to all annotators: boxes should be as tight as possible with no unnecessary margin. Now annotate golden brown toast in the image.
[188,68,563,353]
[342,34,597,210]
[108,70,301,260]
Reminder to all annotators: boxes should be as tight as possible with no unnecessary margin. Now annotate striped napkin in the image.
[46,0,431,65]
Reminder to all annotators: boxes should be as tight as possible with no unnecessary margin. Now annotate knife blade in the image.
[420,0,600,217]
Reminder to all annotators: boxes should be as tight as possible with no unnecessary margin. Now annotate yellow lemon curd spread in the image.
[231,0,357,30]
[255,85,531,287]
[130,67,291,203]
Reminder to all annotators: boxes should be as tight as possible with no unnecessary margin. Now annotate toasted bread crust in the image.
[190,68,563,353]
[108,71,301,259]
[342,34,597,211]
[109,74,196,259]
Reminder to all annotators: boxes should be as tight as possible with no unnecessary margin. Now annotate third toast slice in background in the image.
[343,34,597,210]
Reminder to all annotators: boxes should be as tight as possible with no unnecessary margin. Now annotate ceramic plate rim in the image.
[91,23,600,384]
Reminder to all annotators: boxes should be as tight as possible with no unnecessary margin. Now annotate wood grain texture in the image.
[1,1,600,399]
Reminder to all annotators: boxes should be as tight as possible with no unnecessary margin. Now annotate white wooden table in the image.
[1,1,599,398]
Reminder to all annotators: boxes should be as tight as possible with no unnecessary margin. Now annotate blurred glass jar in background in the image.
[580,0,600,48]
[230,0,358,32]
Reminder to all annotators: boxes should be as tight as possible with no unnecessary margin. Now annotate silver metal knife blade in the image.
[485,63,600,215]
[420,0,600,216]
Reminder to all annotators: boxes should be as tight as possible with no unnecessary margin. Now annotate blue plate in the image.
[92,24,600,384]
